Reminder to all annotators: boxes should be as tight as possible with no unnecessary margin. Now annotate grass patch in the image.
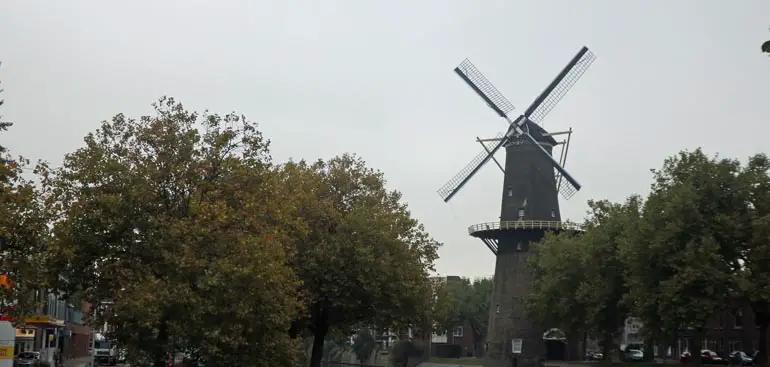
[428,357,484,366]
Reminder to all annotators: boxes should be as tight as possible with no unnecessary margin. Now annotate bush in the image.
[389,340,426,367]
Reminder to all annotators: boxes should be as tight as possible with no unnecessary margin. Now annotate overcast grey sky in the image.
[2,1,769,278]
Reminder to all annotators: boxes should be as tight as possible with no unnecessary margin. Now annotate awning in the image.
[24,315,65,327]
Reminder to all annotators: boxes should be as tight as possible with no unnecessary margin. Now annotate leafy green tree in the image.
[276,155,441,367]
[443,277,492,357]
[0,81,50,324]
[0,155,51,323]
[617,195,678,359]
[737,153,770,365]
[352,329,377,364]
[528,231,589,358]
[577,199,638,359]
[640,149,747,365]
[45,97,302,367]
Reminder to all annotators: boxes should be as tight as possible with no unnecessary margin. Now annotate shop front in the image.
[14,327,35,354]
[23,315,65,364]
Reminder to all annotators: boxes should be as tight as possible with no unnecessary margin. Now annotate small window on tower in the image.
[518,208,525,219]
[507,186,513,197]
[495,304,501,314]
[551,209,556,218]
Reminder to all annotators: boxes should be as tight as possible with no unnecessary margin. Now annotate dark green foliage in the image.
[529,148,770,364]
[352,329,378,364]
[389,340,426,367]
[443,277,492,356]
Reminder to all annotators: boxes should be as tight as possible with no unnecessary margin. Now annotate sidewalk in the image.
[64,356,93,367]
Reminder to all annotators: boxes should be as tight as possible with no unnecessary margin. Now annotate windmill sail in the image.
[455,59,516,118]
[524,47,596,125]
[437,134,507,202]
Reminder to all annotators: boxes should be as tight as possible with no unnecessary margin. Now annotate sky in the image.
[1,1,769,278]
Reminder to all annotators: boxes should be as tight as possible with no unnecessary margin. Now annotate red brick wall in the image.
[69,323,92,358]
[446,319,478,357]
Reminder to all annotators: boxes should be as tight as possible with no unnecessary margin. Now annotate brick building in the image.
[626,302,759,358]
[675,302,758,357]
[430,319,478,357]
[428,275,484,358]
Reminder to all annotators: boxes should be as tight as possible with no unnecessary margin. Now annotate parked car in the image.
[624,349,644,362]
[13,352,40,367]
[586,351,603,360]
[729,351,754,366]
[681,350,728,365]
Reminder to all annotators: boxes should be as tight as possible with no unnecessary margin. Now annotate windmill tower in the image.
[437,47,595,367]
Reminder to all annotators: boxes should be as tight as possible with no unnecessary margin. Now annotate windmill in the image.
[437,47,595,367]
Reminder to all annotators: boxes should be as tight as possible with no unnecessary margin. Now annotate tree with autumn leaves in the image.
[40,97,443,367]
[0,73,54,325]
[527,149,770,366]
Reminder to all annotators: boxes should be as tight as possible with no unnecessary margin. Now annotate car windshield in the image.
[17,352,37,359]
[630,350,643,356]
[94,340,113,349]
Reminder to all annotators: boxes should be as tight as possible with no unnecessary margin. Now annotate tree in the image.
[618,195,673,358]
[0,155,51,323]
[0,79,50,324]
[45,97,302,367]
[443,277,492,357]
[737,153,770,366]
[639,149,748,365]
[577,199,638,359]
[528,231,589,359]
[276,155,441,367]
[352,329,378,364]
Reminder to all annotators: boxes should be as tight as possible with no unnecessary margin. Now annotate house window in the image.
[453,327,464,337]
[516,242,522,251]
[734,309,743,329]
[551,209,556,218]
[507,186,513,197]
[728,339,741,353]
[518,209,525,219]
[495,304,501,314]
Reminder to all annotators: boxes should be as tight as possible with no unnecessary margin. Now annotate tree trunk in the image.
[643,337,655,362]
[152,313,171,367]
[476,333,486,358]
[601,332,613,364]
[309,305,330,367]
[689,329,704,367]
[757,318,768,367]
[566,329,582,361]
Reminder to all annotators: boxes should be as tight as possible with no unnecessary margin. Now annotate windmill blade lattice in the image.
[438,46,594,203]
[455,59,516,118]
[524,47,596,125]
[437,132,505,202]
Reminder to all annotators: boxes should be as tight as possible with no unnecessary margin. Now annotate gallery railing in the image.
[468,220,583,235]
